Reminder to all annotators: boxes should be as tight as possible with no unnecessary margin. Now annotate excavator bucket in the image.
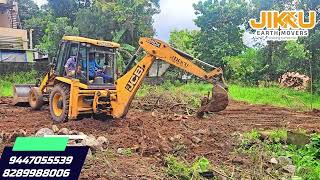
[197,83,229,117]
[12,84,35,105]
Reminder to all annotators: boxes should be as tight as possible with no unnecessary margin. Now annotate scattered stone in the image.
[287,131,310,148]
[159,141,172,153]
[193,129,208,135]
[151,111,157,117]
[58,128,70,135]
[142,146,160,156]
[81,136,102,152]
[278,156,292,166]
[231,157,244,165]
[191,136,202,144]
[117,148,125,154]
[169,134,184,142]
[35,128,54,137]
[52,125,59,133]
[171,115,188,121]
[97,136,109,146]
[131,145,140,153]
[269,158,278,164]
[69,130,79,135]
[9,129,27,142]
[68,140,77,145]
[283,165,296,174]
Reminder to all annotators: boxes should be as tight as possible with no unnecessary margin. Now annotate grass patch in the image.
[138,82,320,111]
[164,155,213,179]
[2,73,318,111]
[0,71,37,97]
[238,129,320,179]
[230,85,320,110]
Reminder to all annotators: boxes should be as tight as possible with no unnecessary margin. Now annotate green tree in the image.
[18,0,40,27]
[24,13,54,47]
[296,0,320,92]
[74,6,116,40]
[193,0,249,67]
[93,0,160,46]
[47,0,91,21]
[38,17,79,56]
[169,29,198,56]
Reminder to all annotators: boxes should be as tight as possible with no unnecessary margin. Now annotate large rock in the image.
[81,135,102,152]
[35,128,54,137]
[52,125,59,133]
[169,134,184,142]
[287,131,310,148]
[97,136,108,146]
[191,136,202,144]
[69,130,80,135]
[269,158,278,165]
[283,165,296,174]
[278,156,292,166]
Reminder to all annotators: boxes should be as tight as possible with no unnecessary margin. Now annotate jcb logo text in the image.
[125,66,145,92]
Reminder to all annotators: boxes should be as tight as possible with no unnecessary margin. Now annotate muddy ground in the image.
[0,97,320,179]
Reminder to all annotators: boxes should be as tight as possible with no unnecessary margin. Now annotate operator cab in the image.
[54,36,120,89]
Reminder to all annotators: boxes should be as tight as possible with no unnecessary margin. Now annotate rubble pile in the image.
[279,72,310,91]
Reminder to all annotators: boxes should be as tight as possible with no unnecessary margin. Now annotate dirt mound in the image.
[133,90,199,115]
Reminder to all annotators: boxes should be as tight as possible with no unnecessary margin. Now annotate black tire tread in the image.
[29,87,44,110]
[49,83,70,123]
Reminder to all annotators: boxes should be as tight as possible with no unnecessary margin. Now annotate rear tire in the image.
[29,87,44,110]
[49,83,70,123]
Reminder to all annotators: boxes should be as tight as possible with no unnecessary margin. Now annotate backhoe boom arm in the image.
[111,37,225,118]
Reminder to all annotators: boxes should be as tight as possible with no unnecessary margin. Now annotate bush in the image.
[0,71,37,97]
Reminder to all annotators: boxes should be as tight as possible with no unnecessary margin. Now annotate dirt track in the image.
[0,97,320,179]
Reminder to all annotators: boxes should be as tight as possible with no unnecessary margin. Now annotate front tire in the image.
[29,87,44,110]
[49,83,70,123]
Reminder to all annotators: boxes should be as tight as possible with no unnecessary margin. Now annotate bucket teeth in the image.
[197,84,229,117]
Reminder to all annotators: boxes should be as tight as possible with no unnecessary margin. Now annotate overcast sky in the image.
[33,0,200,41]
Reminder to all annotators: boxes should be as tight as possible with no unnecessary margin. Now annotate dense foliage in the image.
[20,0,160,57]
[18,0,320,93]
[167,0,320,94]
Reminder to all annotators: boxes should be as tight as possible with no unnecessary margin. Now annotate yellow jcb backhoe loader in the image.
[13,36,228,122]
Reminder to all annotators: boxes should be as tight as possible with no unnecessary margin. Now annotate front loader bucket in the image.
[12,84,35,105]
[197,83,229,117]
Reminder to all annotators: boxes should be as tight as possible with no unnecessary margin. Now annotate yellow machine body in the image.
[14,36,228,122]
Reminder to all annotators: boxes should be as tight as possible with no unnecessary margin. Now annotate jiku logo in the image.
[249,11,317,41]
